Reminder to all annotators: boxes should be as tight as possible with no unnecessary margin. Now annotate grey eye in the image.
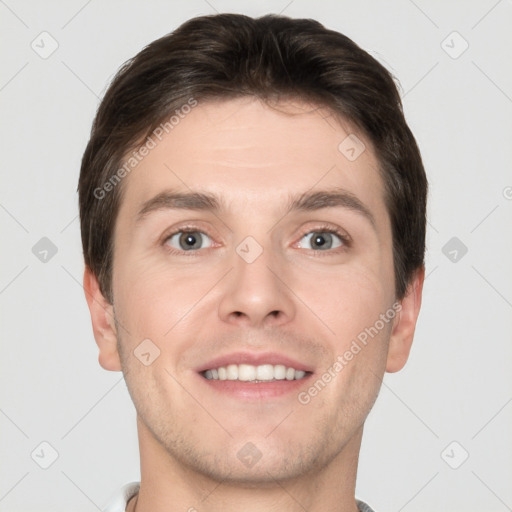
[298,232,343,250]
[166,231,212,251]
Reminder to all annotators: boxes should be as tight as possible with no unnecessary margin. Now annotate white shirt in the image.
[102,482,375,512]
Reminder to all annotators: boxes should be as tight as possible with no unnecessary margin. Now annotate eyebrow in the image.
[136,187,376,228]
[288,188,376,228]
[137,190,223,221]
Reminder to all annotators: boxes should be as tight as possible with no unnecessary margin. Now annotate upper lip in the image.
[196,352,314,373]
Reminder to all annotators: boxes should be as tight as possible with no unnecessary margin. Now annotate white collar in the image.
[102,482,374,512]
[103,482,140,512]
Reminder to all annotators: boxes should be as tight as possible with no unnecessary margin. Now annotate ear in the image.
[386,267,425,373]
[83,266,122,372]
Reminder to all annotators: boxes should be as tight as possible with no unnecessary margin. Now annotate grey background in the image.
[1,0,511,511]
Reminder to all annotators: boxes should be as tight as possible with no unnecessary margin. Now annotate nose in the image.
[217,240,296,328]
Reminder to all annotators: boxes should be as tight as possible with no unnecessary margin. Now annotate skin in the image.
[84,97,424,512]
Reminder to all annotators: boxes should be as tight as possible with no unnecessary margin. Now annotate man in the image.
[79,13,427,512]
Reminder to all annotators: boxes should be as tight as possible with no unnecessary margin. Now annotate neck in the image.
[129,416,362,512]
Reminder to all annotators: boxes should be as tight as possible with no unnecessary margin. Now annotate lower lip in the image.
[199,374,312,399]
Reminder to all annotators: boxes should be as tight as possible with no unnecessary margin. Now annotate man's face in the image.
[107,97,401,482]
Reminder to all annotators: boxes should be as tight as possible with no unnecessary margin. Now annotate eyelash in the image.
[162,223,351,256]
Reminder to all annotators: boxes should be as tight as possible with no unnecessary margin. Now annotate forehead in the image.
[118,97,386,221]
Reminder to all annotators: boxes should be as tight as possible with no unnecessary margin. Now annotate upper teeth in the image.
[204,364,306,382]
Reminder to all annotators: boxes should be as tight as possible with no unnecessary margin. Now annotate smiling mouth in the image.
[201,363,310,382]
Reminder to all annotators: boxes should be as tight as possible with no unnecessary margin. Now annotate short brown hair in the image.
[79,13,427,303]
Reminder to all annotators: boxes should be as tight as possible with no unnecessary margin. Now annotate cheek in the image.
[113,255,220,353]
[320,266,394,402]
[302,272,393,417]
[302,263,394,345]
